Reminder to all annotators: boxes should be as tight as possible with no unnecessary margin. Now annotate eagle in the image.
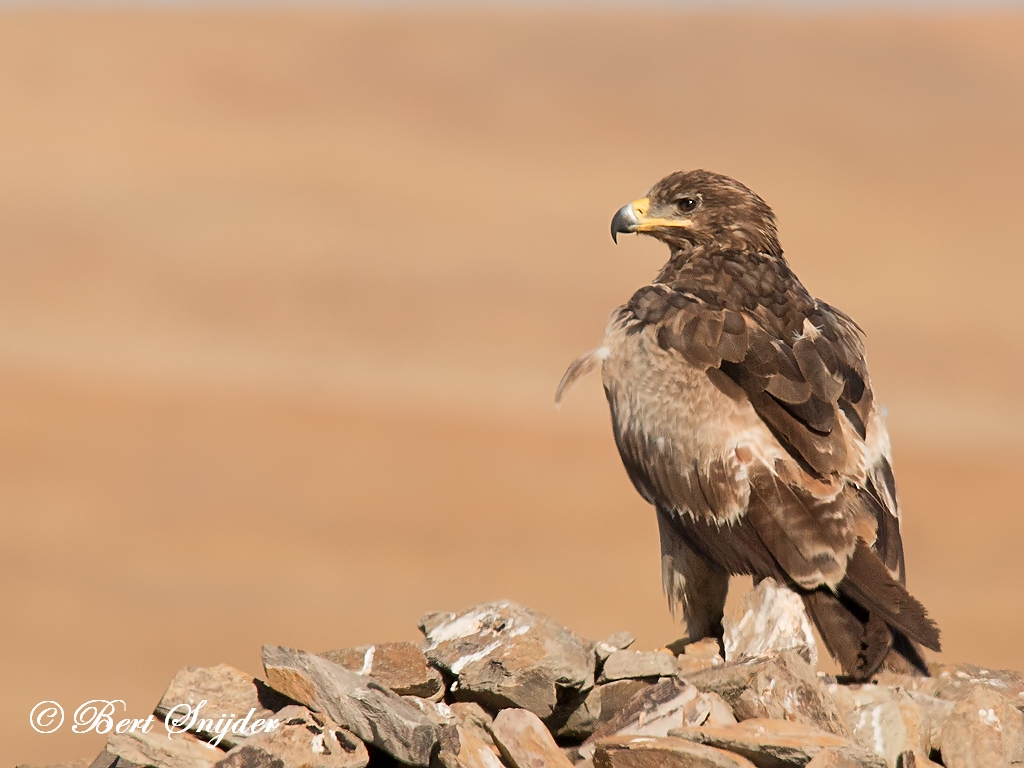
[558,170,939,681]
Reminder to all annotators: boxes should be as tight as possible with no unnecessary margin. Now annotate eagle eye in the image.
[677,197,698,213]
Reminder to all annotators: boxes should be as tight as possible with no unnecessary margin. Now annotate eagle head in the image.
[611,170,781,257]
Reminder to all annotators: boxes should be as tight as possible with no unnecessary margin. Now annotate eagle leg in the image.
[656,506,729,644]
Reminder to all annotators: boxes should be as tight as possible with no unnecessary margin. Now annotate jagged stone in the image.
[600,651,677,682]
[321,642,444,700]
[154,664,291,750]
[403,696,456,727]
[435,724,505,768]
[677,656,720,677]
[894,752,943,768]
[668,718,873,767]
[212,746,284,768]
[593,735,758,767]
[829,684,915,766]
[805,747,889,767]
[685,639,725,662]
[596,632,637,664]
[722,579,817,667]
[490,708,575,768]
[940,685,1024,768]
[100,731,219,768]
[261,645,437,767]
[905,691,954,756]
[421,602,595,721]
[578,679,709,760]
[445,702,504,764]
[553,686,603,741]
[598,680,655,723]
[686,651,850,737]
[214,705,368,768]
[678,691,737,729]
[929,662,1024,706]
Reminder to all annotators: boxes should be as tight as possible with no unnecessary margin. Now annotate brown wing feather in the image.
[611,253,936,680]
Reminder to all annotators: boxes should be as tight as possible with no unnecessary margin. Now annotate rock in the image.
[600,651,678,682]
[805,747,889,767]
[685,639,725,662]
[100,731,219,768]
[905,691,954,757]
[154,664,292,750]
[596,632,637,664]
[929,662,1024,706]
[668,719,873,767]
[677,656,720,678]
[215,705,368,768]
[829,684,914,766]
[893,753,943,768]
[213,746,285,768]
[261,645,437,767]
[321,642,444,700]
[940,685,1024,768]
[597,681,656,724]
[553,686,603,741]
[435,724,505,768]
[677,691,737,729]
[490,708,575,768]
[402,696,456,727]
[593,735,758,768]
[686,651,850,737]
[421,602,595,720]
[580,679,710,759]
[722,579,817,667]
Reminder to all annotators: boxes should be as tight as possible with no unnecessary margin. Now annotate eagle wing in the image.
[606,280,937,675]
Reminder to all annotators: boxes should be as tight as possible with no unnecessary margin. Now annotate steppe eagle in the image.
[558,170,939,680]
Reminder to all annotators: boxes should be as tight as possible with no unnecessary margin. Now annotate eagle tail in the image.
[802,542,939,681]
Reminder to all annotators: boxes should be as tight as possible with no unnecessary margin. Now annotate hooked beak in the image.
[610,196,692,243]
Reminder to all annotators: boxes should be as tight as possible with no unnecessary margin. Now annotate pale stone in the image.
[805,747,890,767]
[581,679,704,760]
[930,663,1024,706]
[685,639,725,662]
[668,718,868,767]
[677,691,737,729]
[320,642,444,700]
[909,692,954,757]
[155,664,288,750]
[435,724,505,768]
[102,731,219,768]
[593,735,759,768]
[597,680,656,725]
[600,651,678,682]
[722,579,817,667]
[940,685,1024,768]
[596,632,637,663]
[261,645,437,766]
[687,651,850,737]
[421,602,595,721]
[677,656,719,678]
[215,705,368,768]
[490,708,575,768]
[829,684,911,766]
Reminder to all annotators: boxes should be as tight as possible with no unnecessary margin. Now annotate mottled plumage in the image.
[560,170,939,680]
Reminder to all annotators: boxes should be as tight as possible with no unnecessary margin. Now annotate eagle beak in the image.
[610,196,692,243]
[610,198,647,243]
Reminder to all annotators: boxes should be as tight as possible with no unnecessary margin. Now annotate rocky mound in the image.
[31,580,1024,768]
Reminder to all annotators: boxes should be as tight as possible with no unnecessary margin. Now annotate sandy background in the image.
[2,7,1023,764]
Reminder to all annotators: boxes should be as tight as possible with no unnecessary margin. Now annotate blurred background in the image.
[2,2,1023,763]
